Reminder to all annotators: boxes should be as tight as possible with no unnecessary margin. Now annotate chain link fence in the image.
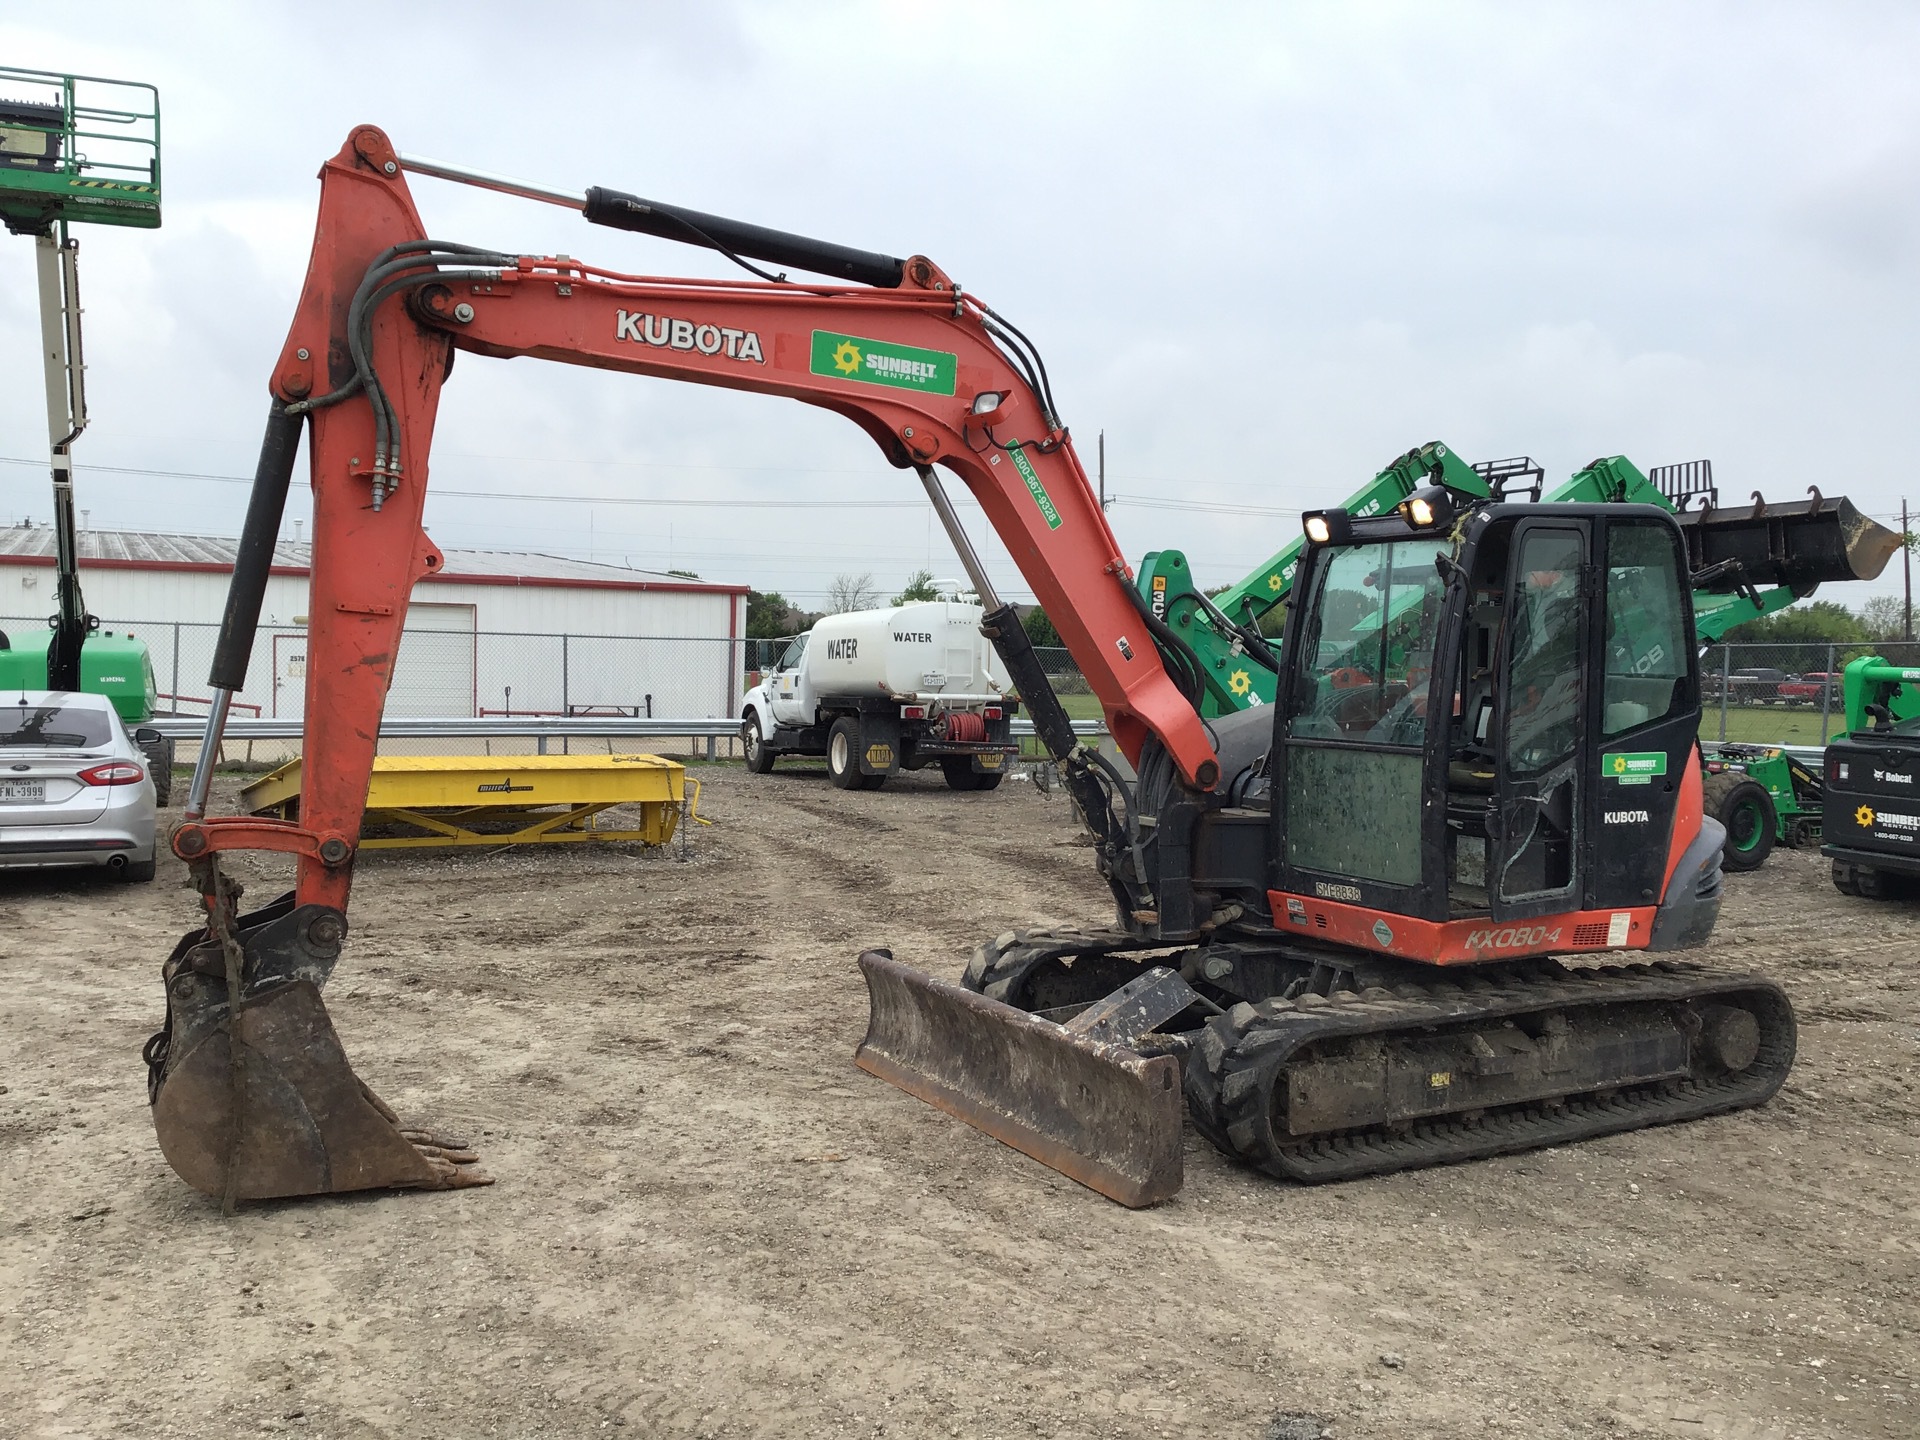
[1699,641,1920,746]
[4,614,750,723]
[18,611,1905,756]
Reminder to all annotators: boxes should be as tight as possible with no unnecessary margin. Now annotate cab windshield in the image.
[1289,536,1451,746]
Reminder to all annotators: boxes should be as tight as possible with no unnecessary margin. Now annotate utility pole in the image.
[1904,498,1913,642]
[1098,429,1107,511]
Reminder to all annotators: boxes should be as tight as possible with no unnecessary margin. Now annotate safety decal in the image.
[809,330,957,395]
[1371,919,1394,947]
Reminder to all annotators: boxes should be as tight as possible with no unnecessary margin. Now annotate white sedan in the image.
[0,689,158,881]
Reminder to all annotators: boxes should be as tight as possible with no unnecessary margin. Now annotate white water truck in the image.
[741,598,1018,790]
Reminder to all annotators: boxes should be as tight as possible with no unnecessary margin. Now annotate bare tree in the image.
[1858,594,1911,642]
[825,570,880,614]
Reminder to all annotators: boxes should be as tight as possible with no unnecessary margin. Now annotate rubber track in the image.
[966,932,1796,1184]
[1188,960,1796,1183]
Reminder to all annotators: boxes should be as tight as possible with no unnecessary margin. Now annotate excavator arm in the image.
[146,125,1220,1203]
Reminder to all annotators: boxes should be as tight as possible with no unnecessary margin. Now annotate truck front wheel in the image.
[742,713,776,774]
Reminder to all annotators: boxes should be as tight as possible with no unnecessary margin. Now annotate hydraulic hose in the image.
[1119,574,1206,711]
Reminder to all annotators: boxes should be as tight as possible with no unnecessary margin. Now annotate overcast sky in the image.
[3,1,1916,614]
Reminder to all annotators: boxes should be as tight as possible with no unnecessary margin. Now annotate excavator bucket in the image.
[146,893,490,1202]
[854,950,1186,1208]
[1675,493,1902,591]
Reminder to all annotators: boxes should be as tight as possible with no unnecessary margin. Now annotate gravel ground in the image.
[2,763,1916,1440]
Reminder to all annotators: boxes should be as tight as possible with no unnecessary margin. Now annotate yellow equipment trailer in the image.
[241,753,692,850]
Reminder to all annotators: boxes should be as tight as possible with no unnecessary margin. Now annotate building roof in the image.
[0,525,747,595]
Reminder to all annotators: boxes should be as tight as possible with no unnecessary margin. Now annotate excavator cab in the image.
[1270,498,1719,958]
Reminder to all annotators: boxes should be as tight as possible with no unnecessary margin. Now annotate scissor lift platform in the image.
[240,753,692,850]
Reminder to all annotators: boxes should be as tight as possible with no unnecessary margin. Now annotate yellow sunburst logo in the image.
[1857,804,1876,827]
[831,339,863,375]
[1267,573,1285,592]
[1229,669,1253,696]
[1612,755,1628,774]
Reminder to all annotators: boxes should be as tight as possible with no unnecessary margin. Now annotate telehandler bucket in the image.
[854,950,1186,1208]
[1674,493,1901,591]
[146,893,490,1202]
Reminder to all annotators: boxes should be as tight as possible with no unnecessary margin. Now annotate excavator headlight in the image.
[970,390,1014,429]
[1398,485,1456,530]
[1302,509,1352,546]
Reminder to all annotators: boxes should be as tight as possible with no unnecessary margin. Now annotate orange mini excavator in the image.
[148,127,1792,1208]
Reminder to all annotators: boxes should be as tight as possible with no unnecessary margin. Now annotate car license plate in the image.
[0,779,46,803]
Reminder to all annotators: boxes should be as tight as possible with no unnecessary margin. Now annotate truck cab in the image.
[764,632,813,727]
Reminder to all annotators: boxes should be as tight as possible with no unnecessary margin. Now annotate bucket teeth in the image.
[145,896,490,1202]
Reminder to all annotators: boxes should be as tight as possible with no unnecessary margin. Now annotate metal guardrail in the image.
[148,715,1105,742]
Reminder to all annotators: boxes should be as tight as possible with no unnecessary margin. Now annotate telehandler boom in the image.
[152,126,1793,1210]
[1138,447,1897,719]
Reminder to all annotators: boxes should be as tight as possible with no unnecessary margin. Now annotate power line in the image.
[0,455,923,509]
[0,455,1329,519]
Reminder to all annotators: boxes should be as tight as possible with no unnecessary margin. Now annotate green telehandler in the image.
[1134,444,1899,873]
[0,66,174,801]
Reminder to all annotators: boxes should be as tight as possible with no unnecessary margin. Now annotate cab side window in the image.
[1602,522,1690,737]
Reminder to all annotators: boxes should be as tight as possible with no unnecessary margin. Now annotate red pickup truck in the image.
[1778,672,1843,706]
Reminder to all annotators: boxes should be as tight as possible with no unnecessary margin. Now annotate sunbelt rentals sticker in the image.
[1604,751,1667,785]
[810,330,957,395]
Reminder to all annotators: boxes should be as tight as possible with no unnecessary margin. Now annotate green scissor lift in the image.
[0,68,174,800]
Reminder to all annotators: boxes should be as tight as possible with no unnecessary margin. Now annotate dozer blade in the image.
[854,949,1184,1208]
[1676,494,1902,590]
[146,894,490,1202]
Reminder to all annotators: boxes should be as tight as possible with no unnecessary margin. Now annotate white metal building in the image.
[0,525,749,721]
